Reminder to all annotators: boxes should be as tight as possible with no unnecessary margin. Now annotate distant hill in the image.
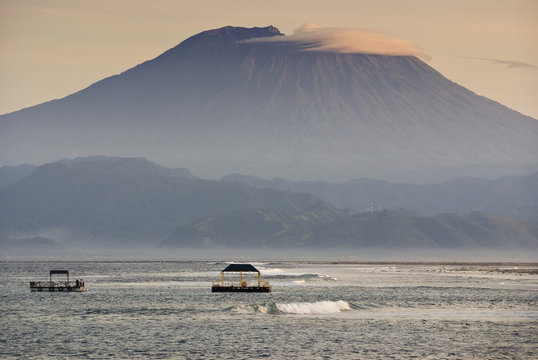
[0,156,333,247]
[163,209,538,249]
[1,25,537,182]
[222,172,538,222]
[0,164,36,188]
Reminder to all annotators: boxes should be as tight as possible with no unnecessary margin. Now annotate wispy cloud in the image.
[245,24,430,60]
[462,56,537,69]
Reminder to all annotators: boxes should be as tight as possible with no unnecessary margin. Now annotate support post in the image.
[258,272,261,287]
[239,271,243,286]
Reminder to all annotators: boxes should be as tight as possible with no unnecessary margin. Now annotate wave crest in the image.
[233,300,351,315]
[276,300,350,314]
[261,268,337,281]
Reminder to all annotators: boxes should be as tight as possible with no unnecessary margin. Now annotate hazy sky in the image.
[1,0,537,118]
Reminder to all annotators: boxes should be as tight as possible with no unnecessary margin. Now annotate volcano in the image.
[1,25,537,181]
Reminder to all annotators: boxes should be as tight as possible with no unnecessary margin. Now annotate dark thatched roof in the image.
[50,270,69,275]
[221,264,260,273]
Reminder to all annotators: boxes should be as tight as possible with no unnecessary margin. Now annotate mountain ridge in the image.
[222,171,538,222]
[0,156,335,246]
[1,156,537,251]
[2,156,537,223]
[164,208,538,249]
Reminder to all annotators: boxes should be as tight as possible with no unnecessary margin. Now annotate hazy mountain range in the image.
[222,172,538,222]
[0,157,332,248]
[1,156,537,252]
[1,25,537,182]
[164,209,538,249]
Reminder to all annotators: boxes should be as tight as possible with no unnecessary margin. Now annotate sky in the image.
[1,0,537,118]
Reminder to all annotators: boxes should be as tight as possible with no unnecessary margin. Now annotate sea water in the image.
[1,260,536,359]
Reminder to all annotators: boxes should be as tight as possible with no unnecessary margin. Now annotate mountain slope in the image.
[0,156,333,246]
[0,164,36,188]
[164,209,538,249]
[1,26,537,181]
[222,172,538,221]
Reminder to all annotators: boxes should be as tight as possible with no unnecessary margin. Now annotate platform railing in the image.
[30,281,80,288]
[212,280,270,288]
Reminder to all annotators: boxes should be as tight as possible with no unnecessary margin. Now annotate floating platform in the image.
[212,263,271,293]
[30,283,88,292]
[211,284,271,292]
[30,270,88,292]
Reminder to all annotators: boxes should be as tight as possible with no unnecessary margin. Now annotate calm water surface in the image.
[1,261,537,359]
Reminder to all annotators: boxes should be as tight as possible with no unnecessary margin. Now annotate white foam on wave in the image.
[260,268,285,275]
[276,300,350,314]
[260,268,337,281]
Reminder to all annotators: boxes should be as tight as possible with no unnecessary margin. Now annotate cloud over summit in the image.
[246,24,429,60]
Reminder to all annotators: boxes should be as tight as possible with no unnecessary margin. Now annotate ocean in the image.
[1,260,536,359]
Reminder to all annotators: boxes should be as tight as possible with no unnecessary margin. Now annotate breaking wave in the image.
[276,300,350,314]
[234,300,351,315]
[260,268,337,281]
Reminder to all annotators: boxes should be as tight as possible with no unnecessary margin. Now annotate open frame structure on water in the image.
[212,264,271,292]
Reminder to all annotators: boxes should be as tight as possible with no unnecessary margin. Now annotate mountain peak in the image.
[195,25,282,41]
[155,25,283,60]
